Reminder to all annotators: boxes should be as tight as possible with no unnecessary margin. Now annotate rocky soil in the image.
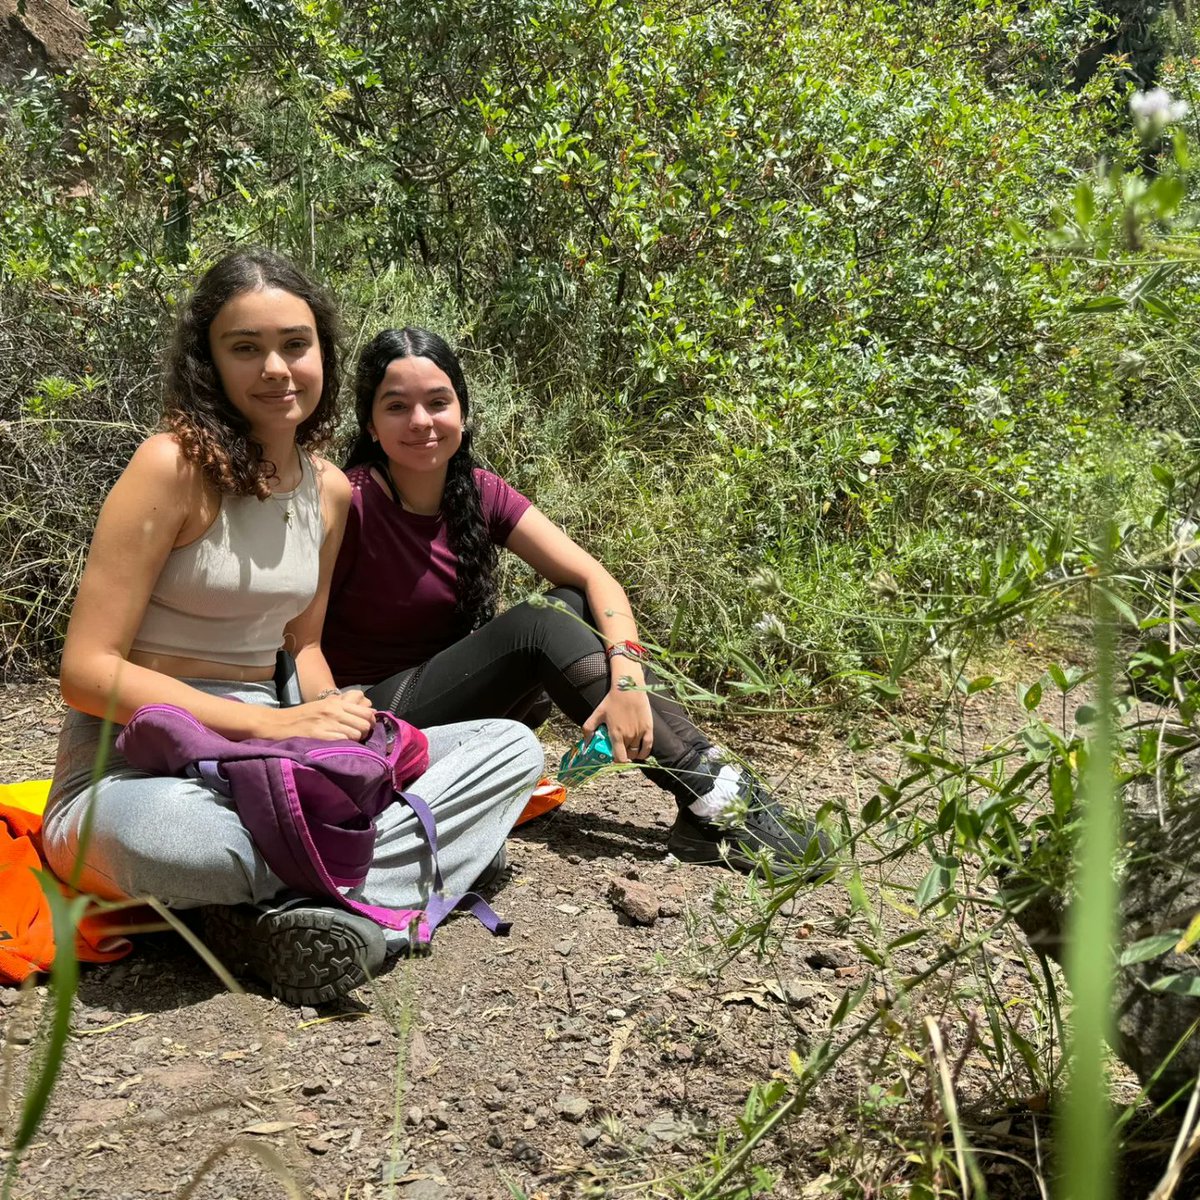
[0,676,1164,1199]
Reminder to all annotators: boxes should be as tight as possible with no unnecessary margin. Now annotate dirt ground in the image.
[0,675,1155,1199]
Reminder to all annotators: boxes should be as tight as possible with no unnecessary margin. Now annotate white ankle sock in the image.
[688,763,743,822]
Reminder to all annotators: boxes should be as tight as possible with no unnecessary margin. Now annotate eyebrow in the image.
[218,324,315,339]
[380,385,455,399]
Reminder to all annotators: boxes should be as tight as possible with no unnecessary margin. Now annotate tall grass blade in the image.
[2,687,117,1197]
[1059,550,1118,1200]
[9,883,88,1155]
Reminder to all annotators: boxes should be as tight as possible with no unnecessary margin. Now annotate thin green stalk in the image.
[378,962,418,1200]
[2,888,88,1200]
[1059,554,1118,1200]
[1,694,118,1197]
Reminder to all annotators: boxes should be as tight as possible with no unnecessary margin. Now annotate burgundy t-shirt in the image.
[324,465,532,686]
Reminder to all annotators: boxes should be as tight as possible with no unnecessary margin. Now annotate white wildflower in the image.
[748,566,784,597]
[1129,87,1189,139]
[1115,349,1146,380]
[753,613,788,642]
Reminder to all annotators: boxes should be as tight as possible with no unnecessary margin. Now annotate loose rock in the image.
[607,878,659,925]
[555,1094,589,1123]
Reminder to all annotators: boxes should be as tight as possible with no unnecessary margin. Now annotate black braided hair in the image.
[346,328,498,632]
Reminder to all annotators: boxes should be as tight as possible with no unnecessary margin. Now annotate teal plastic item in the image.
[557,725,614,786]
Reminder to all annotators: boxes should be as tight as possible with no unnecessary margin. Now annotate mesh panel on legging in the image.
[563,651,607,690]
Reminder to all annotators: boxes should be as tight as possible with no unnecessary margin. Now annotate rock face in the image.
[0,0,86,86]
[1007,793,1200,1105]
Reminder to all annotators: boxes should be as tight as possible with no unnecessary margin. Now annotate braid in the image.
[442,430,498,631]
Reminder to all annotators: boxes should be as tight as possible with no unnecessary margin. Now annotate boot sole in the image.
[200,905,389,1007]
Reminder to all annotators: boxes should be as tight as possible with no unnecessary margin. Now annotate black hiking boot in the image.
[200,902,390,1007]
[667,772,832,879]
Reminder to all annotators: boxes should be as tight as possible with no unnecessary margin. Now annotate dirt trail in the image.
[0,679,1056,1198]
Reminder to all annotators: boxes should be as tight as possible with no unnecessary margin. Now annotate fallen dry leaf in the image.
[719,990,770,1010]
[607,1019,635,1078]
[243,1120,301,1135]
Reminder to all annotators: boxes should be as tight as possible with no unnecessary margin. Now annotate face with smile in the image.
[209,287,323,443]
[369,355,464,479]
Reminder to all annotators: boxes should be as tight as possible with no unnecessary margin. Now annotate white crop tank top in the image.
[130,453,323,668]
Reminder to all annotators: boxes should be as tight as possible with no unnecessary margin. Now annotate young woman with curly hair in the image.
[45,256,542,1005]
[322,328,828,876]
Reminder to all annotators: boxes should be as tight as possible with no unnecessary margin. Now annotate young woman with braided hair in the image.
[323,327,828,876]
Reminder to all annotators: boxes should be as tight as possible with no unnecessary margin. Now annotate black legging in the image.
[364,588,715,806]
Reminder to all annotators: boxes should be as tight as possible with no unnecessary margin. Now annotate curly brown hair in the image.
[163,248,342,498]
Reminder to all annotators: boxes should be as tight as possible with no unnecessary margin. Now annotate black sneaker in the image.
[200,902,390,1007]
[667,775,832,878]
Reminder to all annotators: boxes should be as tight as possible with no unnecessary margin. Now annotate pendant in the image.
[282,507,292,526]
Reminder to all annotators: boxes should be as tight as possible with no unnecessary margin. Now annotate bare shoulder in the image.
[309,454,352,540]
[125,434,200,480]
[111,433,202,506]
[310,454,351,504]
[88,433,203,555]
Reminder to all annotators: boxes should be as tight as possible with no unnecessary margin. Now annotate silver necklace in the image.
[270,449,302,525]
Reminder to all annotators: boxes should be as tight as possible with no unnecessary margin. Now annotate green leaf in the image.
[861,794,882,824]
[1073,181,1095,227]
[727,650,767,687]
[854,940,884,967]
[1069,296,1126,314]
[1019,681,1043,711]
[999,760,1040,798]
[829,977,871,1029]
[1051,763,1080,820]
[1149,973,1200,997]
[1138,294,1179,323]
[966,675,996,695]
[14,880,89,1153]
[1151,464,1175,490]
[936,797,957,834]
[887,928,928,952]
[1119,933,1182,966]
[915,856,958,911]
[1094,586,1139,629]
[906,749,960,772]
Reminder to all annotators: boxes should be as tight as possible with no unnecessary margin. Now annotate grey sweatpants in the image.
[43,681,543,949]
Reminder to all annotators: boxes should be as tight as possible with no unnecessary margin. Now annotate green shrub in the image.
[0,0,1188,692]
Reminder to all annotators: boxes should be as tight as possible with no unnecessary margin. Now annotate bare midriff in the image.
[127,649,276,683]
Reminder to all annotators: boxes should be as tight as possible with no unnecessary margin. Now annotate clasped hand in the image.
[583,685,653,763]
[269,688,376,742]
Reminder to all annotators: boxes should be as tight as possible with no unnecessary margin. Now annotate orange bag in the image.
[0,790,143,985]
[516,777,567,826]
